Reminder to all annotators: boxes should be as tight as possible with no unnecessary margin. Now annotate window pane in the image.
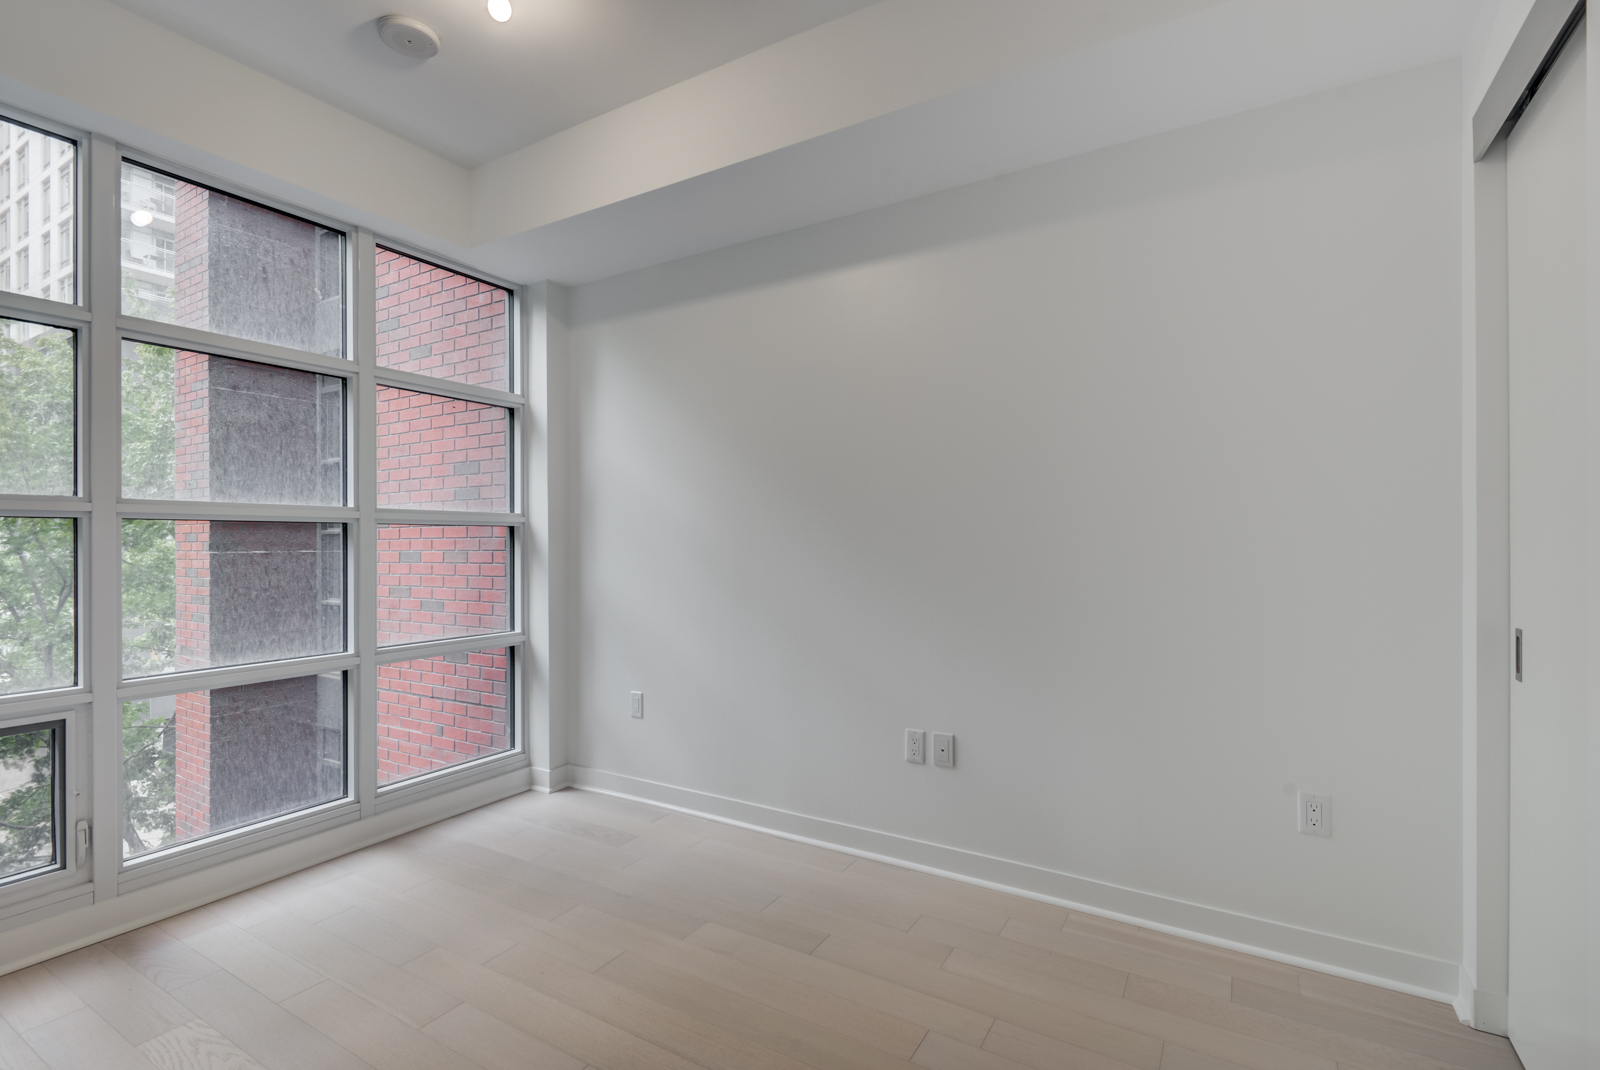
[376,248,509,390]
[122,341,345,505]
[120,161,344,357]
[122,520,345,679]
[0,721,60,881]
[0,120,75,305]
[0,518,75,695]
[122,673,345,859]
[0,319,75,496]
[377,386,509,511]
[378,648,510,785]
[377,526,509,646]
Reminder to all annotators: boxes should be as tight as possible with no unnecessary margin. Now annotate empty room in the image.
[0,1,1593,1068]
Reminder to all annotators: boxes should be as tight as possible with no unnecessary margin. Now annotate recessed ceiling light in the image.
[130,210,153,228]
[377,15,440,58]
[487,0,512,22]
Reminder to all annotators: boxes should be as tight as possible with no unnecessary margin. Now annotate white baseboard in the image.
[533,763,574,792]
[570,765,1460,1003]
[0,765,534,978]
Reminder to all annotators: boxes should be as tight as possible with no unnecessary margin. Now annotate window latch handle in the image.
[76,820,90,865]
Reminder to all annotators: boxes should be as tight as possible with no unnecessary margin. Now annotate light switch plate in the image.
[630,691,644,719]
[932,733,954,768]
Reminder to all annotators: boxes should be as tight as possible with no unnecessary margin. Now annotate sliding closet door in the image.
[1506,21,1587,1068]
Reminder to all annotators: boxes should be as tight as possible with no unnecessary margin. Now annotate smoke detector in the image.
[377,15,440,58]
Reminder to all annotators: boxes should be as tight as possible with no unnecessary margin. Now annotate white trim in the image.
[0,765,533,977]
[567,767,1461,1003]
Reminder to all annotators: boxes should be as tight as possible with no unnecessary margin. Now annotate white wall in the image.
[566,60,1465,995]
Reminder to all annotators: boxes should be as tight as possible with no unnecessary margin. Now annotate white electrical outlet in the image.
[1298,792,1330,837]
[905,729,925,764]
[630,691,644,719]
[932,733,954,768]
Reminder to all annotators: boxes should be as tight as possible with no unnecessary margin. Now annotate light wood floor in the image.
[0,789,1521,1070]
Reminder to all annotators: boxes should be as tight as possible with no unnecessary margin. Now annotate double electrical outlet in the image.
[906,729,954,768]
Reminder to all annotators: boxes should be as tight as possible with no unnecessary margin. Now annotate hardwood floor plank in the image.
[0,963,86,1034]
[407,877,624,971]
[316,906,438,966]
[280,980,481,1070]
[0,1013,49,1070]
[486,941,820,1070]
[912,1032,1029,1070]
[21,1006,161,1070]
[680,841,925,931]
[997,919,1233,999]
[248,913,461,1029]
[405,945,726,1070]
[137,1019,270,1070]
[845,859,1071,930]
[43,944,195,1045]
[908,915,1129,997]
[558,905,928,1057]
[1122,977,1462,1070]
[867,941,1334,1070]
[534,845,828,953]
[1295,974,1508,1045]
[653,813,857,871]
[176,923,324,1003]
[1061,924,1299,994]
[170,971,375,1070]
[320,873,523,962]
[813,936,1163,1070]
[980,1019,1147,1070]
[421,1003,587,1070]
[1229,981,1521,1070]
[686,921,994,1048]
[763,898,956,965]
[596,950,920,1070]
[103,926,224,993]
[1159,1044,1253,1070]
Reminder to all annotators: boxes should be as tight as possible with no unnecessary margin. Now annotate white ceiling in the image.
[106,0,881,166]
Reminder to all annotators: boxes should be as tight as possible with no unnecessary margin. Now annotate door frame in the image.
[1461,0,1587,1036]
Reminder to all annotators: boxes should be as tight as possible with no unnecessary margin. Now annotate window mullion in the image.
[353,228,379,819]
[85,134,123,898]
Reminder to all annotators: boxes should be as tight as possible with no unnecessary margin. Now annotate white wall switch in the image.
[932,733,954,768]
[1298,792,1330,837]
[905,729,925,763]
[630,691,644,719]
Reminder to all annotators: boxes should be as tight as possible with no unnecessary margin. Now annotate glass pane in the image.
[378,648,510,785]
[122,341,345,505]
[377,386,509,511]
[0,517,75,695]
[376,248,510,390]
[0,721,60,881]
[0,319,74,496]
[122,520,345,679]
[0,120,76,304]
[120,161,344,357]
[377,526,509,646]
[122,673,345,859]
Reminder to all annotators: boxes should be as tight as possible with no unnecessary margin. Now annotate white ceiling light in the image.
[129,210,154,228]
[377,15,440,58]
[487,0,512,23]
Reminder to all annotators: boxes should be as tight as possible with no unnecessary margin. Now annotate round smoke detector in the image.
[377,15,440,58]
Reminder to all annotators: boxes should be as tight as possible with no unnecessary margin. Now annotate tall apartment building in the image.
[0,120,75,309]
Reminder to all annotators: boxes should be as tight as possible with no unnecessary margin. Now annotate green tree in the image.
[0,321,74,496]
[122,519,176,678]
[0,517,74,694]
[0,725,56,878]
[121,341,176,499]
[120,700,175,856]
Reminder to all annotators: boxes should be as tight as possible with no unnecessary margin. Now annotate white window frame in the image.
[0,106,533,917]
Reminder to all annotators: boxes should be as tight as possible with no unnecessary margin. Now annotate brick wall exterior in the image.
[377,649,509,784]
[163,227,515,831]
[376,386,509,511]
[376,248,509,390]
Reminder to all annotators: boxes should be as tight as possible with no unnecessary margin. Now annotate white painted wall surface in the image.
[567,61,1465,993]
